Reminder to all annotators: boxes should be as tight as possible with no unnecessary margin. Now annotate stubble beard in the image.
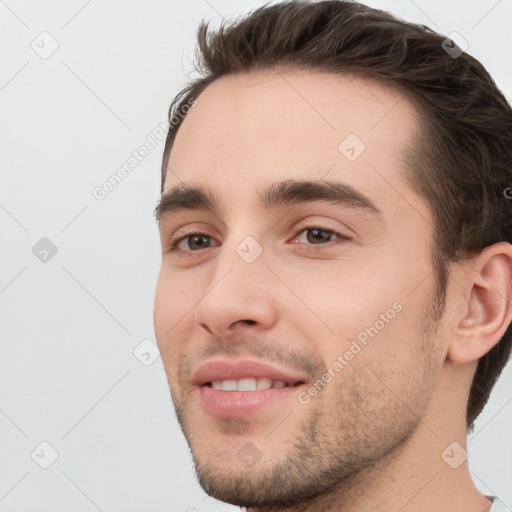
[171,352,439,508]
[169,293,444,509]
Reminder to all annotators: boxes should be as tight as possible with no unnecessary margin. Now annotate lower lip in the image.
[199,384,301,419]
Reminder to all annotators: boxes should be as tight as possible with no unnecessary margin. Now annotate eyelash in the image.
[166,225,350,256]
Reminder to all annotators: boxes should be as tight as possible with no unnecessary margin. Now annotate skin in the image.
[153,70,512,512]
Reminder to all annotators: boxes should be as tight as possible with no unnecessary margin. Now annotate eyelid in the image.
[164,221,219,248]
[293,215,357,239]
[293,217,352,236]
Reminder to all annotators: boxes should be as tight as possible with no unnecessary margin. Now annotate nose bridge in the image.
[213,211,270,280]
[206,230,271,301]
[193,229,279,333]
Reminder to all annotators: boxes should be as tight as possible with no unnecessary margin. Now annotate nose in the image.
[193,247,279,338]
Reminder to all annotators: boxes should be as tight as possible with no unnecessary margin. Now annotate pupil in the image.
[308,228,330,244]
[190,235,209,250]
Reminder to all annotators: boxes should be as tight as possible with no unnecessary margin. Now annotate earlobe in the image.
[447,243,512,365]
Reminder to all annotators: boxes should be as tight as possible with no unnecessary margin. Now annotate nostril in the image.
[242,319,256,325]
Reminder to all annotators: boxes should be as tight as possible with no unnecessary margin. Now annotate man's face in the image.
[154,71,446,508]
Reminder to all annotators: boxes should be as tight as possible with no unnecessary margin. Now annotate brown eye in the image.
[167,233,218,254]
[183,234,212,251]
[296,227,341,245]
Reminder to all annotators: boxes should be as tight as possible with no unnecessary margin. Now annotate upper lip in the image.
[192,358,308,386]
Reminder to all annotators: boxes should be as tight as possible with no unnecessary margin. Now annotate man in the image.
[153,1,512,510]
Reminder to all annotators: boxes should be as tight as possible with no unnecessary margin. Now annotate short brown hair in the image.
[159,0,512,432]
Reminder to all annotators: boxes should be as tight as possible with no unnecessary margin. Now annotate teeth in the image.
[238,378,257,391]
[256,377,272,390]
[210,378,288,391]
[222,380,238,391]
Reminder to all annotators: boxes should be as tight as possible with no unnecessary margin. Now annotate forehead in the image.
[165,70,421,216]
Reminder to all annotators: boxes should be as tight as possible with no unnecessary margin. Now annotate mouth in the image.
[206,377,304,391]
[193,359,308,419]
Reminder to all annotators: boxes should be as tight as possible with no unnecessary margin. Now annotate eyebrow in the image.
[154,179,384,225]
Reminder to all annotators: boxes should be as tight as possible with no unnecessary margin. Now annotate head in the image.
[153,1,512,508]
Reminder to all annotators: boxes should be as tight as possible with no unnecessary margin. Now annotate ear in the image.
[448,242,512,364]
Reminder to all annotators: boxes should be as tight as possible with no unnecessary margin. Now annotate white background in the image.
[1,0,511,510]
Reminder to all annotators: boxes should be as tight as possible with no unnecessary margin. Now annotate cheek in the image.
[279,258,402,338]
[316,307,436,424]
[284,258,433,371]
[154,265,198,325]
[153,268,196,360]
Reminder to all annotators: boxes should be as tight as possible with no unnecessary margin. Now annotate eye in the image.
[293,226,348,246]
[167,232,218,253]
[165,225,350,256]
